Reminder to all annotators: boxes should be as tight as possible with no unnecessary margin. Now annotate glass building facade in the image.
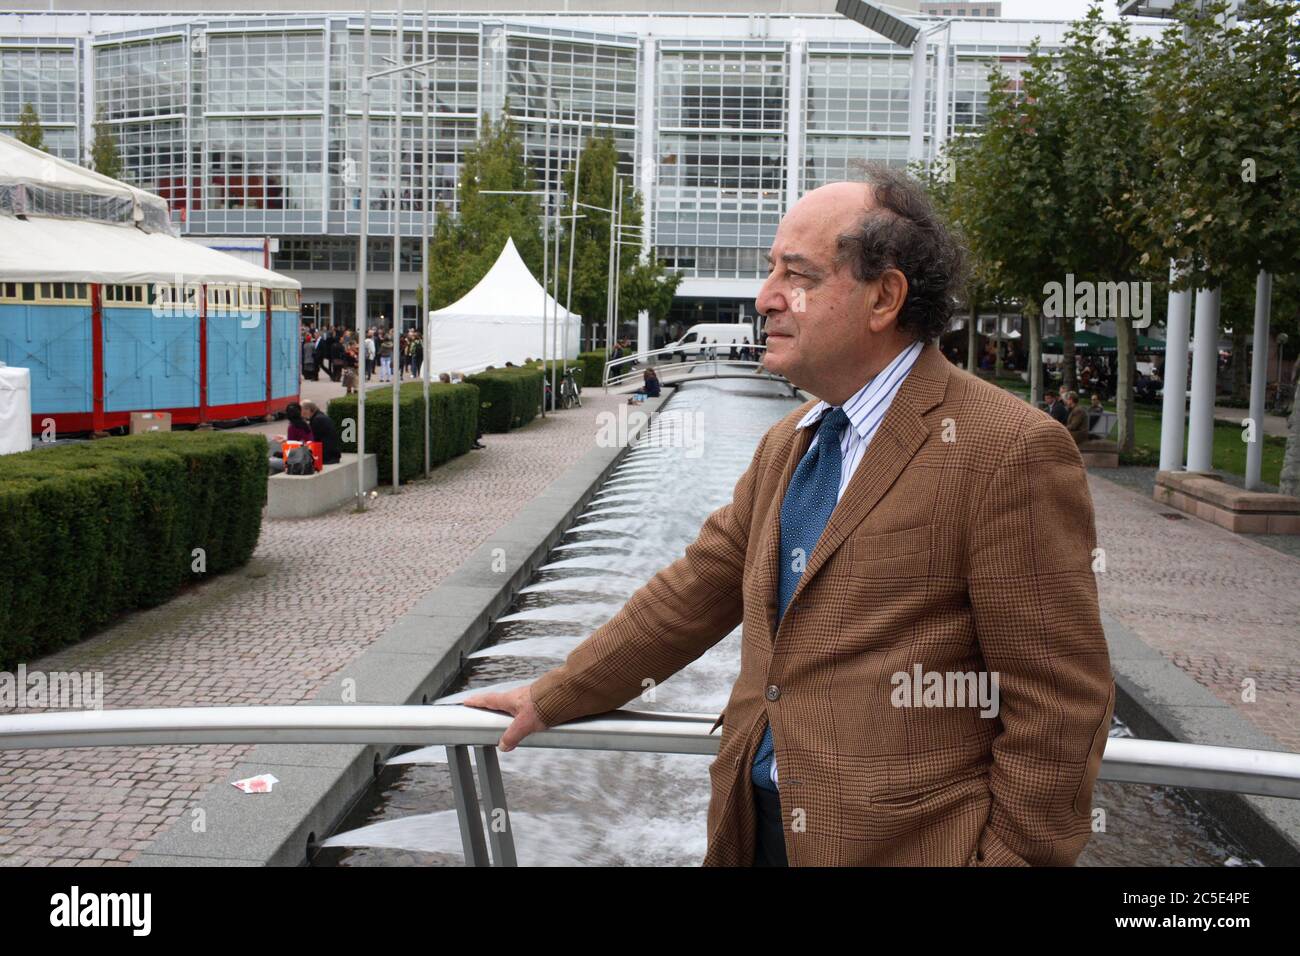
[0,10,1161,324]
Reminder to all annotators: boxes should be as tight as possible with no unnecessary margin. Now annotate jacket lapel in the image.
[785,343,951,610]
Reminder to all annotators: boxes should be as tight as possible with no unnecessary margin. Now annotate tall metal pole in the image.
[550,110,564,406]
[355,2,373,512]
[563,112,585,378]
[390,0,403,492]
[421,0,431,476]
[605,169,617,355]
[612,177,624,353]
[540,87,552,418]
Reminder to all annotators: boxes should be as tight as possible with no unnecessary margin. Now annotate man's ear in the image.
[866,269,908,334]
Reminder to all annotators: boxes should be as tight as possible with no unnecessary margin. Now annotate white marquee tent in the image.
[423,237,581,376]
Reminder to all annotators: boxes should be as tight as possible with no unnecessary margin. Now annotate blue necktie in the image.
[752,406,849,792]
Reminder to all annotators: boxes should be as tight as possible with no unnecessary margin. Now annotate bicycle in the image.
[559,365,582,409]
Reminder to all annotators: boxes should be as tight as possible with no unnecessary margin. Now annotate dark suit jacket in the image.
[308,412,342,465]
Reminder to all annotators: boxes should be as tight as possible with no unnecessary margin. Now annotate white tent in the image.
[0,132,173,234]
[0,215,299,290]
[0,133,297,290]
[424,237,581,376]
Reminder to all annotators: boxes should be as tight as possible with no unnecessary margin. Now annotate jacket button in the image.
[765,685,781,702]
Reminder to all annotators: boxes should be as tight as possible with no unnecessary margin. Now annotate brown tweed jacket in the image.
[529,343,1114,866]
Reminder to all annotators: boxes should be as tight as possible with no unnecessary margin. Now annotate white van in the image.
[667,322,758,359]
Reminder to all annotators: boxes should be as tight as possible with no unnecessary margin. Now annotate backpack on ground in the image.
[285,445,315,475]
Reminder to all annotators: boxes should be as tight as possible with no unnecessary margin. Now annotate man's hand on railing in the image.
[461,684,550,752]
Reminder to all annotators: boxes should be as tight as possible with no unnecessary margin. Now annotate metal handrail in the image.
[3,705,1298,865]
[603,343,781,389]
[4,704,1299,795]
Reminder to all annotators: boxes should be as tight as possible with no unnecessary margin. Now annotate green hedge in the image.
[328,381,479,484]
[465,367,544,433]
[577,350,608,388]
[0,431,267,668]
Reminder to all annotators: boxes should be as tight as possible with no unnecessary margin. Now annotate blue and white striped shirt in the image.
[765,338,924,789]
[794,338,925,503]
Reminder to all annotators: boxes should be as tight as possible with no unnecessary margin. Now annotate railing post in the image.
[447,744,489,866]
[474,745,518,866]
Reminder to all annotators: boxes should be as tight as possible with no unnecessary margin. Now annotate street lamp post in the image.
[354,4,374,512]
[354,0,435,504]
[391,0,403,494]
[422,0,432,477]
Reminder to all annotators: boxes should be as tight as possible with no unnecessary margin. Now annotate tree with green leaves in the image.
[1050,6,1160,454]
[423,110,545,310]
[90,108,123,180]
[1129,0,1300,489]
[555,131,680,349]
[15,103,44,151]
[948,52,1068,407]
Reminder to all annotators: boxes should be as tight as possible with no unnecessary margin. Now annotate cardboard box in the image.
[129,411,172,434]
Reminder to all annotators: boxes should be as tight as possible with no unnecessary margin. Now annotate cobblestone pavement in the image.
[0,391,628,866]
[1088,473,1300,751]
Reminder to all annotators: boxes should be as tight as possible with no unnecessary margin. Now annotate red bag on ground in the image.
[281,441,324,472]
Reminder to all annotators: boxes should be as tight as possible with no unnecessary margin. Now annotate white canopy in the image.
[424,237,581,376]
[0,132,173,234]
[0,214,300,290]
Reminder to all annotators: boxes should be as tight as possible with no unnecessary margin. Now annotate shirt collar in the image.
[796,339,925,438]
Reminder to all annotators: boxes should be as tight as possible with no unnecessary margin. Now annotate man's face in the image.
[754,183,887,391]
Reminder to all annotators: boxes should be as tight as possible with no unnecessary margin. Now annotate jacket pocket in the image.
[861,768,988,811]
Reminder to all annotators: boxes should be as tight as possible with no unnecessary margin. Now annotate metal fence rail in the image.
[3,705,1299,865]
[603,344,788,390]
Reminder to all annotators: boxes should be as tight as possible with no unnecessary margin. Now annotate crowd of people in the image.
[302,324,426,393]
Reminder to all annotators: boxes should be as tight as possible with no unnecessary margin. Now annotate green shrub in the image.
[465,367,544,433]
[577,350,608,388]
[328,381,479,484]
[0,431,267,668]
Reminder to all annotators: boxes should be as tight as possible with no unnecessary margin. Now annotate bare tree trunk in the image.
[1115,316,1137,454]
[1027,305,1043,407]
[1063,322,1077,394]
[1230,323,1249,403]
[966,298,978,373]
[994,306,1004,379]
[1282,364,1300,497]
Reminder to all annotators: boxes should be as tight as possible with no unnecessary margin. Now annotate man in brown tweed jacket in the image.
[465,165,1114,867]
